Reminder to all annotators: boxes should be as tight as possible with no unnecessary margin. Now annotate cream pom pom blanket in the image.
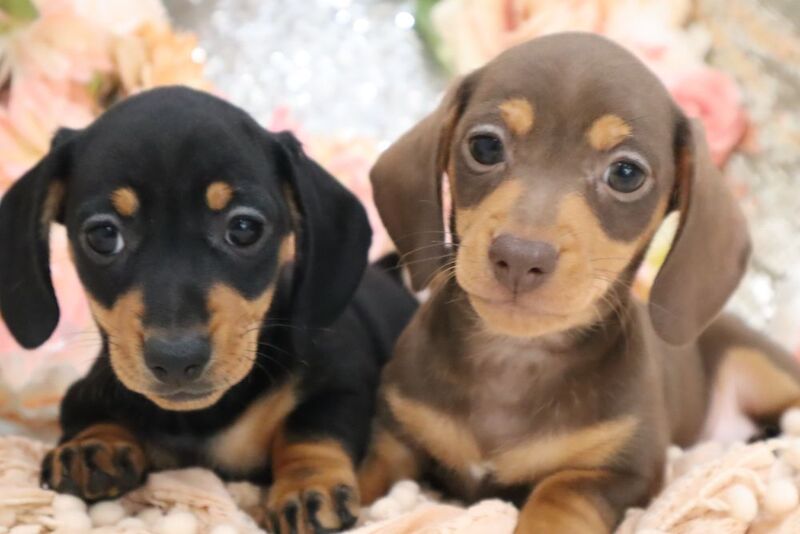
[5,413,800,533]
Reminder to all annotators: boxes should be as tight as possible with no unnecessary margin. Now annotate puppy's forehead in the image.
[67,89,281,209]
[468,33,675,143]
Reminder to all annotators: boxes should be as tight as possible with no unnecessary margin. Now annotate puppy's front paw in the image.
[41,423,147,502]
[267,440,359,534]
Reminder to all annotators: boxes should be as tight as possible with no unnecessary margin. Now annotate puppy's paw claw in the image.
[41,424,147,502]
[266,476,359,534]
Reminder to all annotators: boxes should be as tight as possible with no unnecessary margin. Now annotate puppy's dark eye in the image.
[226,216,264,247]
[468,134,505,166]
[86,223,124,256]
[604,160,647,193]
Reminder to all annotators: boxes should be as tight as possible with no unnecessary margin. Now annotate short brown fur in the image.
[367,33,799,533]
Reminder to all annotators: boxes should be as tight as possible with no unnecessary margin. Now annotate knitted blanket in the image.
[4,412,800,533]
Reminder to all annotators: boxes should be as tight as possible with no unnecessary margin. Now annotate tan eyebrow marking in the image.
[206,182,233,211]
[587,114,631,151]
[110,187,139,217]
[499,98,535,136]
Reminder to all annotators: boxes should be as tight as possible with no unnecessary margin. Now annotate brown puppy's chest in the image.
[386,336,637,500]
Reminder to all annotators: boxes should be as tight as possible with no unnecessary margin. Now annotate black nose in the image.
[489,235,558,294]
[143,332,211,387]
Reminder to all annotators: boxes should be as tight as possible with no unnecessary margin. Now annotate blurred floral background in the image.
[0,0,798,436]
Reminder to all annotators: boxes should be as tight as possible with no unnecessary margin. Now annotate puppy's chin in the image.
[147,388,226,412]
[466,293,601,339]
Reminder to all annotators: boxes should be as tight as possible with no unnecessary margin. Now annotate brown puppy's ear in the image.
[370,75,476,291]
[0,128,78,348]
[649,118,751,346]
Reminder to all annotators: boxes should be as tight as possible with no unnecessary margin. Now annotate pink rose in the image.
[665,68,748,166]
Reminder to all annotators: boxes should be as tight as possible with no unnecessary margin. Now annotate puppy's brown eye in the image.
[605,160,647,193]
[468,134,505,166]
[86,223,124,256]
[226,216,263,247]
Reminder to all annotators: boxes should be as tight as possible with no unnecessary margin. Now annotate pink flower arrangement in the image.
[0,0,211,392]
[425,0,748,166]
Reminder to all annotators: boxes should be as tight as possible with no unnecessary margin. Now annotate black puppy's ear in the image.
[0,128,77,348]
[274,131,372,327]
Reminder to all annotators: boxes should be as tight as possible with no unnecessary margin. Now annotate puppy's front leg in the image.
[41,423,148,502]
[516,469,650,534]
[266,392,368,534]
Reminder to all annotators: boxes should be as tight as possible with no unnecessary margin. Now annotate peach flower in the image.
[429,0,694,74]
[113,22,210,94]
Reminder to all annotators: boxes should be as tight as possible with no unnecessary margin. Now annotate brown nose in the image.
[489,235,558,294]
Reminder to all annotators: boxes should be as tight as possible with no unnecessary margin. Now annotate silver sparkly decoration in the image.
[167,0,446,142]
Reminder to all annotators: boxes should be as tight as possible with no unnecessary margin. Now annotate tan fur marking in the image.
[87,290,147,397]
[280,233,296,264]
[722,348,800,419]
[499,98,535,136]
[111,187,139,217]
[455,179,523,237]
[41,181,65,238]
[205,283,277,406]
[209,383,296,473]
[386,387,481,472]
[269,429,360,530]
[517,470,611,534]
[358,430,421,504]
[206,181,233,211]
[46,423,147,500]
[457,185,668,337]
[493,416,638,484]
[587,114,631,151]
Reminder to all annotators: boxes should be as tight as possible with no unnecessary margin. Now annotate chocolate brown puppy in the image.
[359,32,800,533]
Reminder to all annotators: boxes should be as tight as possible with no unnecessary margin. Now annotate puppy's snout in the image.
[144,332,211,387]
[489,235,558,294]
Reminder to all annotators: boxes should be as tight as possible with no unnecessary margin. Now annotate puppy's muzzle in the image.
[143,331,211,389]
[489,235,559,294]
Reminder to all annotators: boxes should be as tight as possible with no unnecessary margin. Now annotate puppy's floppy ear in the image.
[649,118,751,346]
[0,128,78,348]
[370,74,476,291]
[274,131,372,327]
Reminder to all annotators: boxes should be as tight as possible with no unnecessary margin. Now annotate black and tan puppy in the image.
[0,87,416,534]
[359,33,800,533]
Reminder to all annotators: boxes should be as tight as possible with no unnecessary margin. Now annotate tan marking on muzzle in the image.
[455,187,668,338]
[111,187,139,217]
[208,381,297,473]
[455,179,524,237]
[587,114,631,151]
[206,181,233,211]
[499,98,535,136]
[87,290,146,394]
[206,282,277,393]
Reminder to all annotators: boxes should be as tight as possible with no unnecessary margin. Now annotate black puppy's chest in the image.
[129,383,297,483]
